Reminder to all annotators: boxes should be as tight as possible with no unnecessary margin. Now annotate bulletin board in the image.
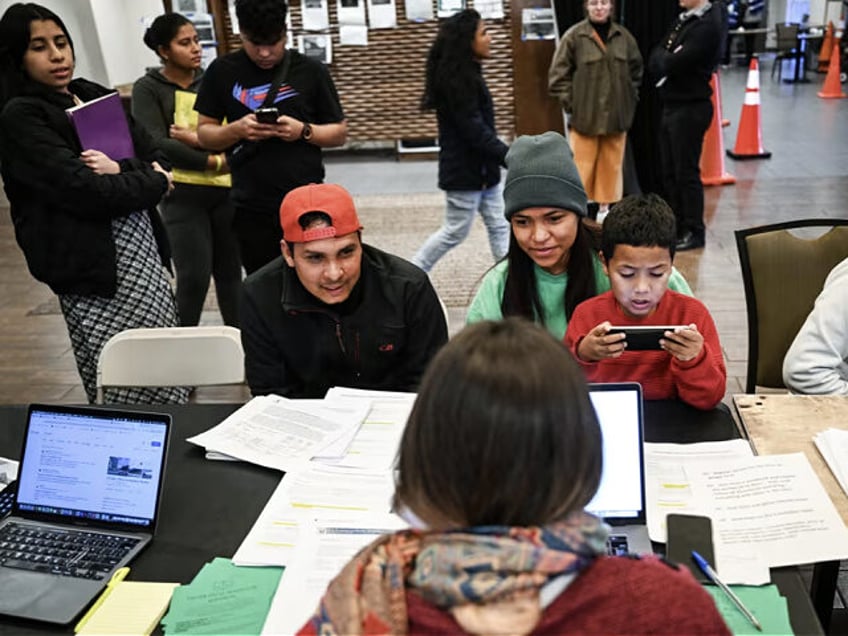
[207,0,516,142]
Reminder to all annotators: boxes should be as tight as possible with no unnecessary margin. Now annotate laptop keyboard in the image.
[606,534,630,556]
[0,522,140,580]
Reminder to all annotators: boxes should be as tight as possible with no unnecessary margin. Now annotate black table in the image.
[0,402,824,634]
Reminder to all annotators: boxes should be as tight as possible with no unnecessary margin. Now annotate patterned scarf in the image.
[298,512,609,635]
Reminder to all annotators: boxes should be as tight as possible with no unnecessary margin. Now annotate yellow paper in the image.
[77,581,179,636]
[172,90,231,188]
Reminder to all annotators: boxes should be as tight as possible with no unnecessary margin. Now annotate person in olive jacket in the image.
[549,0,642,221]
[0,3,187,404]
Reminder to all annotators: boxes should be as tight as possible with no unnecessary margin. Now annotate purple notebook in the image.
[66,92,135,160]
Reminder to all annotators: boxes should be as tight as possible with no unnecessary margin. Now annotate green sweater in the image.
[466,256,693,341]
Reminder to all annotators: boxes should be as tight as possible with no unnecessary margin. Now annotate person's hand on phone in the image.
[80,149,120,175]
[577,321,627,362]
[235,113,278,141]
[661,324,703,362]
[151,161,174,194]
[273,115,307,143]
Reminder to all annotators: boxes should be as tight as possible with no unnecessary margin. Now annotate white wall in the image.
[0,0,165,88]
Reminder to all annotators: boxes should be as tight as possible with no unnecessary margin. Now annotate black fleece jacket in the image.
[0,78,171,297]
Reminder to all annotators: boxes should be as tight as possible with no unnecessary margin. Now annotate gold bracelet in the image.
[213,154,223,172]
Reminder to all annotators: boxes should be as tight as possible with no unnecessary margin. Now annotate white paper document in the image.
[282,464,396,515]
[814,428,848,497]
[405,0,433,21]
[688,453,848,572]
[367,0,397,29]
[0,457,18,489]
[186,396,367,472]
[644,440,754,543]
[261,517,405,635]
[339,24,369,46]
[302,0,330,30]
[337,0,366,25]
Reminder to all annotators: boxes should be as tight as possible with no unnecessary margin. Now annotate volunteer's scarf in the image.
[299,511,609,635]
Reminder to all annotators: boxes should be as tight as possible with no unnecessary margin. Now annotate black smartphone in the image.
[254,107,279,124]
[666,513,715,583]
[607,325,687,351]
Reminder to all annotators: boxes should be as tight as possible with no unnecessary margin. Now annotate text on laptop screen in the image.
[585,388,644,519]
[16,409,167,528]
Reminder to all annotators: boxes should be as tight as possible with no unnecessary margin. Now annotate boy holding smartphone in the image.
[564,194,726,409]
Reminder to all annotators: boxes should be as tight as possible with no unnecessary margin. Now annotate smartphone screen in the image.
[665,513,714,582]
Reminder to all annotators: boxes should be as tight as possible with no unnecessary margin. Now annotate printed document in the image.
[814,427,848,497]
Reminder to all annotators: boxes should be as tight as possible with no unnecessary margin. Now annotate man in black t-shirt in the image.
[196,0,347,273]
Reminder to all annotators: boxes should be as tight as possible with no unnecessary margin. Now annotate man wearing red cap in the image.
[240,183,449,398]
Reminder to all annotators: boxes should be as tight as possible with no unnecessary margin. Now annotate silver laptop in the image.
[0,404,170,624]
[586,383,651,555]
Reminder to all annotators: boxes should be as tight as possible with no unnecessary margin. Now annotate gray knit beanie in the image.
[503,132,588,219]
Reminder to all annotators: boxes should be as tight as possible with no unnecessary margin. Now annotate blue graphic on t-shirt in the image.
[232,82,299,110]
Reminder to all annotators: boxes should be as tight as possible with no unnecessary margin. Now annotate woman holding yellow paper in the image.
[133,12,241,327]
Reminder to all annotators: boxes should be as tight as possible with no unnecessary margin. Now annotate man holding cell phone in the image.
[195,0,347,274]
[564,194,726,410]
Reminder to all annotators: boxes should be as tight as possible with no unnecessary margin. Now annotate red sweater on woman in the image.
[564,290,726,409]
[405,555,731,634]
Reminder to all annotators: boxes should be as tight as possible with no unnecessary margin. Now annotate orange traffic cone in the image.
[818,22,835,73]
[727,58,771,160]
[818,40,847,99]
[700,73,735,185]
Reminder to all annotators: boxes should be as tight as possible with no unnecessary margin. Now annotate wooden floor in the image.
[0,64,847,405]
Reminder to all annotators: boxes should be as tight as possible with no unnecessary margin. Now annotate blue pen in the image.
[692,551,762,632]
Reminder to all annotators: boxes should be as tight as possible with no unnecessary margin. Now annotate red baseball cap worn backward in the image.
[279,183,363,242]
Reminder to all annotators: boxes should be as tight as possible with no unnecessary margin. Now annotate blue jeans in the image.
[413,183,509,272]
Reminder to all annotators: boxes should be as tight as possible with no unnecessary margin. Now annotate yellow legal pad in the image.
[76,581,179,636]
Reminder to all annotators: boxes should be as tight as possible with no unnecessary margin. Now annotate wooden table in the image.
[734,393,848,632]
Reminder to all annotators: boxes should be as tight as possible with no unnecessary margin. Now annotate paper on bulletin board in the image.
[339,25,369,46]
[521,7,556,40]
[228,0,239,34]
[302,0,330,31]
[337,0,366,25]
[437,0,465,18]
[299,34,333,64]
[368,0,397,29]
[405,0,433,21]
[476,0,504,20]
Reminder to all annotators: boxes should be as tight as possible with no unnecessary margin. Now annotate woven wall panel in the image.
[214,0,515,142]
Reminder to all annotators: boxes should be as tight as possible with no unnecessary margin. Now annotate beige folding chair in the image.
[95,326,245,403]
[735,219,848,393]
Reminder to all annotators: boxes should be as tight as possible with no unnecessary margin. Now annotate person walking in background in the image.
[133,13,242,327]
[0,3,188,404]
[549,0,642,223]
[195,0,347,274]
[412,9,510,273]
[649,0,721,251]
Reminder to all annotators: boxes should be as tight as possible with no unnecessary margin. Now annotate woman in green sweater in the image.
[467,132,691,340]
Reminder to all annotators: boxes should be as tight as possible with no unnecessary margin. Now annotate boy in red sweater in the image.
[564,194,726,409]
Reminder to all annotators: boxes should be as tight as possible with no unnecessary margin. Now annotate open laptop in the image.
[585,383,651,555]
[0,404,170,624]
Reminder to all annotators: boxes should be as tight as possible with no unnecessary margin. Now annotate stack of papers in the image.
[161,558,283,635]
[77,581,179,636]
[0,457,18,490]
[703,584,793,635]
[813,427,848,496]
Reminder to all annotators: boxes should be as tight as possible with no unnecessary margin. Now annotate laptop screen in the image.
[585,384,645,521]
[15,406,170,530]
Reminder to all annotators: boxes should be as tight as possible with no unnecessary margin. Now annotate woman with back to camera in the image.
[548,0,642,223]
[466,131,692,341]
[411,9,510,273]
[133,13,242,327]
[0,3,188,404]
[298,319,730,634]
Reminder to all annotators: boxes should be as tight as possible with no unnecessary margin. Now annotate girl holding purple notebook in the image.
[0,3,188,404]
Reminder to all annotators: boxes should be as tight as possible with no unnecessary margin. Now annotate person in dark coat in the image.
[411,9,510,273]
[0,2,187,404]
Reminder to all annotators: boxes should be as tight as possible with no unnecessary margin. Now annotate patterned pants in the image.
[60,211,190,404]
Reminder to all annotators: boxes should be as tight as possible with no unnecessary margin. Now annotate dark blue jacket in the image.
[435,66,508,191]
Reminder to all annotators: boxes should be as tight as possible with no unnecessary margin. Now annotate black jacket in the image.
[240,245,449,398]
[436,66,508,191]
[0,79,171,297]
[649,5,721,103]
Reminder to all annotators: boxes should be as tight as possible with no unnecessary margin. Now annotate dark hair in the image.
[284,212,361,253]
[236,0,288,44]
[501,218,600,325]
[421,9,482,112]
[395,319,603,528]
[600,194,677,262]
[143,13,193,59]
[0,3,74,107]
